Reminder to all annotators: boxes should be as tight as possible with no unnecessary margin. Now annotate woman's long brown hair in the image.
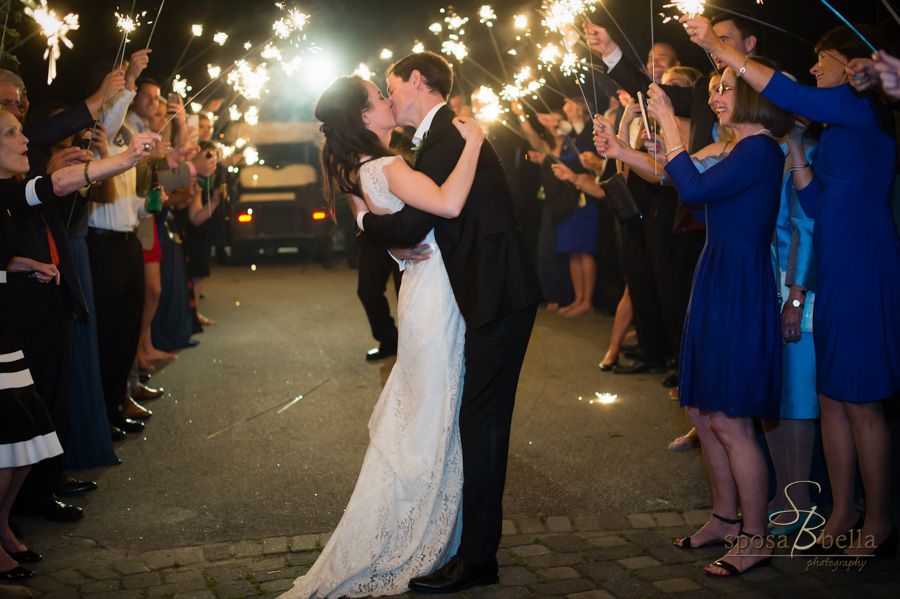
[314,75,396,218]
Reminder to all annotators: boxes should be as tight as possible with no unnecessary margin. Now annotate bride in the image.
[280,75,484,598]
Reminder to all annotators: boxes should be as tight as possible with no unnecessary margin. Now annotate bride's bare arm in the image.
[384,117,485,218]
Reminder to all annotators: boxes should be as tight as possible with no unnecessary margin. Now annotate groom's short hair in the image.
[388,52,453,100]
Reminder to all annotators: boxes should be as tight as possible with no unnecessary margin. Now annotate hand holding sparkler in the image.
[192,149,217,178]
[85,69,126,115]
[125,131,161,165]
[592,129,621,160]
[551,162,577,184]
[845,57,879,93]
[873,50,900,100]
[579,151,605,173]
[592,113,615,138]
[583,22,617,57]
[125,48,152,89]
[645,83,675,124]
[680,15,719,54]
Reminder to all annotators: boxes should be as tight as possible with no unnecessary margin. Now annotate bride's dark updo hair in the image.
[315,75,395,217]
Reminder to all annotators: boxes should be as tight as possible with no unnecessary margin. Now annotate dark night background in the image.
[9,0,900,121]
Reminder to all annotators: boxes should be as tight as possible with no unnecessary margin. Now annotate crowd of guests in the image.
[1,48,232,584]
[414,10,899,577]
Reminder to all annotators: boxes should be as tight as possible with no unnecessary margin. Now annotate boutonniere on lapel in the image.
[411,130,429,154]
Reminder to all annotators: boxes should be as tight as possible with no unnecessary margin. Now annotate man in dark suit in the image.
[357,51,542,593]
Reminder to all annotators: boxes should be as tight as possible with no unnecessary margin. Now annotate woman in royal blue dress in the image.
[642,66,792,575]
[685,18,900,558]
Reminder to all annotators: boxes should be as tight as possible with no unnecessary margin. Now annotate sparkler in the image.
[145,0,166,49]
[472,85,503,123]
[380,48,393,60]
[213,31,229,46]
[817,0,877,53]
[22,0,79,84]
[479,4,510,81]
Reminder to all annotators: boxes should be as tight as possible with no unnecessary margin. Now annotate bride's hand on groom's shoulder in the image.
[453,117,485,143]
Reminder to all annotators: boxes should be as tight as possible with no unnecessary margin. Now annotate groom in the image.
[356,51,542,592]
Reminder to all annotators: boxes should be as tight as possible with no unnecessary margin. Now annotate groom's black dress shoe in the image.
[408,555,499,593]
[366,345,397,362]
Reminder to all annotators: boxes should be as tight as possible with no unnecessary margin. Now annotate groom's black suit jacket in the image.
[361,105,542,328]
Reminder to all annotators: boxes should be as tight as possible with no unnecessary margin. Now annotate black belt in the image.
[88,227,137,240]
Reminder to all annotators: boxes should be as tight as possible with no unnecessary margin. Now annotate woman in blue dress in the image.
[686,18,899,558]
[644,65,792,576]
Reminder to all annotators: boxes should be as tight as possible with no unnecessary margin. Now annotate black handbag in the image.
[599,172,641,224]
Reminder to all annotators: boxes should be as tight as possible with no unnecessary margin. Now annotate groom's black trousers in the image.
[458,303,538,565]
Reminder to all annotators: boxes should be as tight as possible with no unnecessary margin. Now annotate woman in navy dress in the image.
[644,65,792,576]
[686,19,899,558]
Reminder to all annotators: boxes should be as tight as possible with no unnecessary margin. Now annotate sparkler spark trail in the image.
[23,0,79,84]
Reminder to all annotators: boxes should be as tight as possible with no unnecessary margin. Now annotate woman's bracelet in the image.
[665,144,686,157]
[737,54,750,78]
[790,163,810,172]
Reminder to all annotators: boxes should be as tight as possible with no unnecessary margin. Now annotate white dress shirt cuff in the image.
[387,250,407,272]
[25,178,43,207]
[356,210,368,231]
[603,46,622,71]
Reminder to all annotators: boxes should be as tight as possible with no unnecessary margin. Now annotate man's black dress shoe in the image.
[621,348,643,360]
[19,500,83,522]
[110,425,127,442]
[613,360,667,375]
[111,416,145,434]
[0,566,34,580]
[56,475,97,497]
[366,346,397,362]
[7,549,41,563]
[408,556,498,593]
[662,374,678,388]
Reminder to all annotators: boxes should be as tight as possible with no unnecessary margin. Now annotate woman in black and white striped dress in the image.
[0,107,159,581]
[0,197,63,581]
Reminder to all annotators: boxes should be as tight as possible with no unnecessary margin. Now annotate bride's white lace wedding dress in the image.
[281,156,465,598]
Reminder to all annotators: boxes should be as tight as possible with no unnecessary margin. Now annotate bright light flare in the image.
[171,75,190,98]
[115,12,135,33]
[23,0,80,84]
[442,40,468,61]
[429,22,443,34]
[662,1,706,17]
[273,9,309,39]
[227,61,270,100]
[244,105,260,126]
[479,5,497,26]
[213,31,229,46]
[412,41,425,53]
[208,64,222,79]
[191,23,203,37]
[472,86,502,123]
[243,146,259,165]
[591,392,617,404]
[514,14,528,29]
[538,43,561,66]
[444,12,468,31]
[354,63,372,80]
[229,105,243,121]
[380,48,393,60]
